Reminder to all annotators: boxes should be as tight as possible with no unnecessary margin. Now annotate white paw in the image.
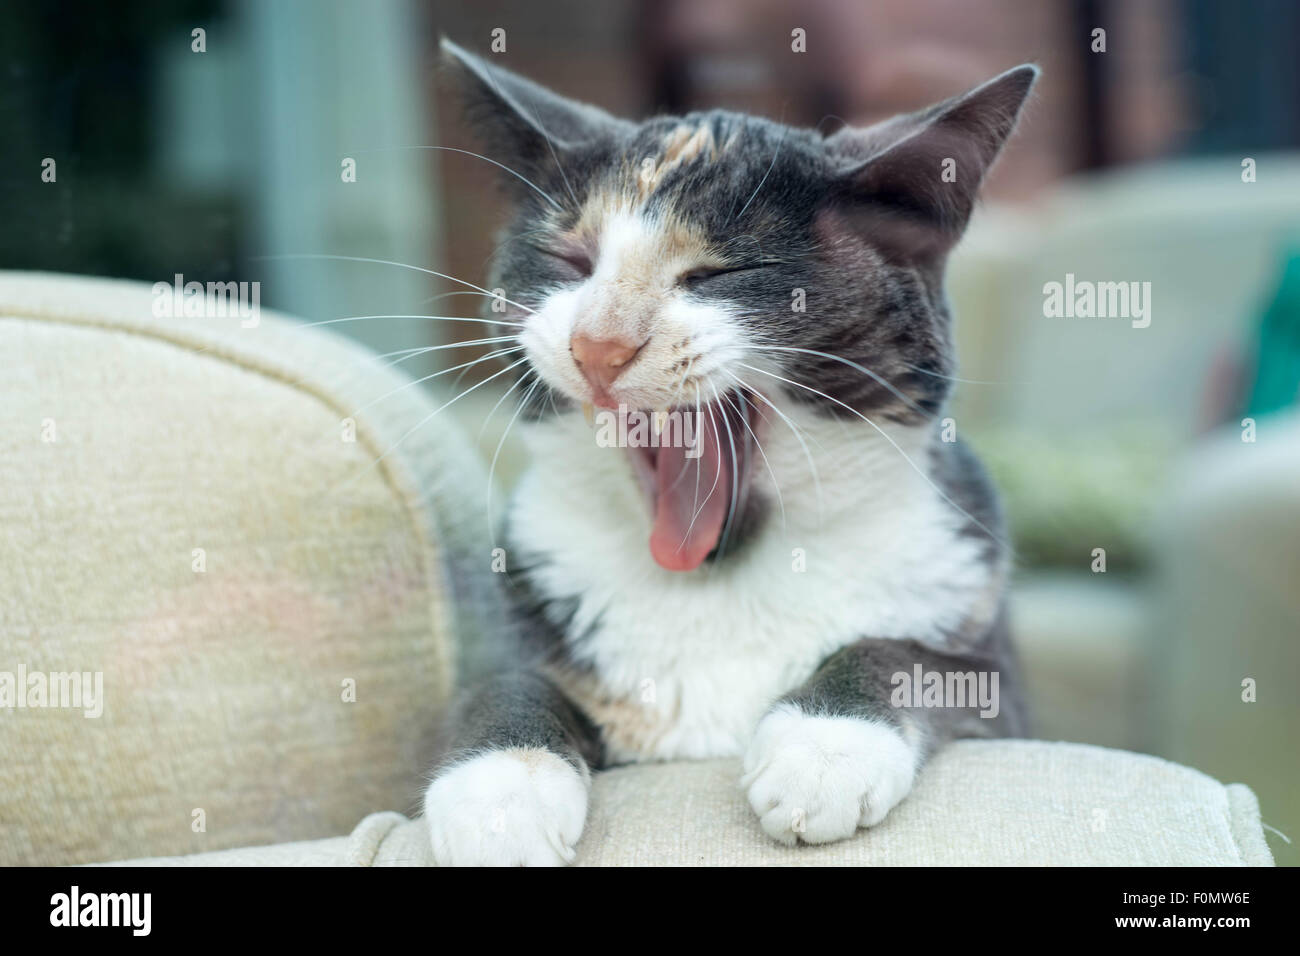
[741,704,917,846]
[423,748,589,866]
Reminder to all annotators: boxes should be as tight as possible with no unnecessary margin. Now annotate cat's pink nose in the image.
[571,333,645,406]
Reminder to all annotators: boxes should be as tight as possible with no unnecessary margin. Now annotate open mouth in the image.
[621,389,759,572]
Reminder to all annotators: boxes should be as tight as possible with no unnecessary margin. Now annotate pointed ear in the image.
[440,38,627,166]
[824,65,1038,262]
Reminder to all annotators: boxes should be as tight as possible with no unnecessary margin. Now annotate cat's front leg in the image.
[743,636,1023,846]
[423,669,602,866]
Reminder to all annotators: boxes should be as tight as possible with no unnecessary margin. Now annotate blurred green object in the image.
[1245,248,1300,418]
[968,423,1174,573]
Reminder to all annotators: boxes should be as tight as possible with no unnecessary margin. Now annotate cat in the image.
[423,39,1036,866]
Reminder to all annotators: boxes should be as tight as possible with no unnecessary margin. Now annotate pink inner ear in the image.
[820,65,1037,255]
[814,200,952,268]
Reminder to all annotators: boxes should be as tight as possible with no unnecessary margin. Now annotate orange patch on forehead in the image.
[556,123,723,288]
[637,123,717,199]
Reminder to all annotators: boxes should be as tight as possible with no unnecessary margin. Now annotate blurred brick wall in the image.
[416,0,1191,360]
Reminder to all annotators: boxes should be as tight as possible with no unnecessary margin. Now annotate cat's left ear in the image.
[824,65,1038,261]
[441,38,629,167]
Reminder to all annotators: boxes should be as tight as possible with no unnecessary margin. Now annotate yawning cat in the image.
[423,39,1036,866]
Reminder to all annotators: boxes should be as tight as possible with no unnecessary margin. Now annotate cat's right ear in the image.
[440,38,627,167]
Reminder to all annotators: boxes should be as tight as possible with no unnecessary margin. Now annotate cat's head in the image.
[442,39,1035,572]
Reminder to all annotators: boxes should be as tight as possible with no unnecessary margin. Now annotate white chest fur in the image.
[508,408,994,763]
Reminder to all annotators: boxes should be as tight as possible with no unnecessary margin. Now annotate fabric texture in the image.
[3,271,1276,868]
[100,740,1273,866]
[0,271,494,865]
[1148,409,1300,849]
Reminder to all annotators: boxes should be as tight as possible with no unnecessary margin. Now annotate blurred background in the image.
[4,0,1298,861]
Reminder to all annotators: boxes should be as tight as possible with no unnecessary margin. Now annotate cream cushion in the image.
[3,271,1274,867]
[0,271,493,865]
[103,741,1273,866]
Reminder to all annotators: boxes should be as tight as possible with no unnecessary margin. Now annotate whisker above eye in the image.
[458,62,580,209]
[482,228,553,270]
[256,254,539,315]
[347,145,565,211]
[730,108,788,223]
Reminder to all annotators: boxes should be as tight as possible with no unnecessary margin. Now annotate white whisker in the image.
[256,254,539,316]
[669,354,696,409]
[738,363,1008,547]
[486,373,541,547]
[328,355,530,495]
[749,345,925,417]
[475,72,579,209]
[683,402,725,547]
[336,344,524,434]
[300,313,524,330]
[482,228,553,270]
[722,369,823,519]
[898,360,1022,386]
[709,383,743,562]
[720,386,785,530]
[732,115,787,222]
[350,145,563,210]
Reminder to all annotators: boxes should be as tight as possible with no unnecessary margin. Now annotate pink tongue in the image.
[649,415,727,572]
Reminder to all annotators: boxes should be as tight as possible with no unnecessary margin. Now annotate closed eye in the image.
[539,247,592,278]
[681,264,766,288]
